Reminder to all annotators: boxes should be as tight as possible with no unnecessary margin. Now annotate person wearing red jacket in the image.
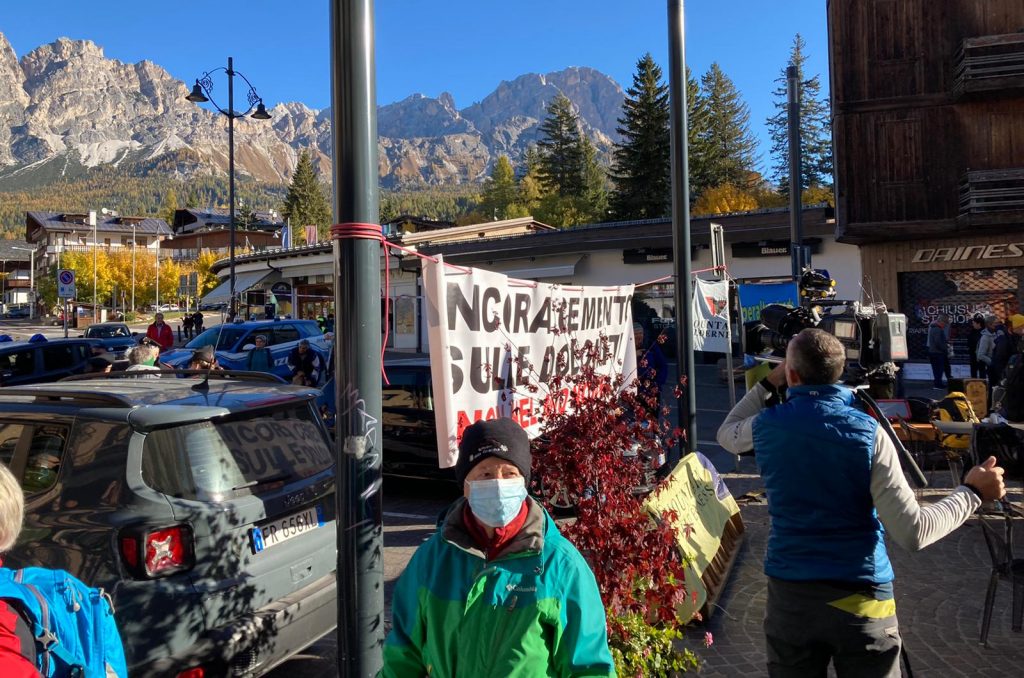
[146,313,174,352]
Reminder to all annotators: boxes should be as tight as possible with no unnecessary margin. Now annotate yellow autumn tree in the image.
[692,183,759,215]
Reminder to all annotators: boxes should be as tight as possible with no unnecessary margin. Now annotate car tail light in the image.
[176,668,204,678]
[119,524,195,579]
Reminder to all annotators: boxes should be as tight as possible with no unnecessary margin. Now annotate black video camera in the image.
[744,301,909,382]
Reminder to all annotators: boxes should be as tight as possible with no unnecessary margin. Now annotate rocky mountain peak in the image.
[0,31,628,189]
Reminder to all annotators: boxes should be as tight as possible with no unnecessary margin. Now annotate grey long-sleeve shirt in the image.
[716,382,981,551]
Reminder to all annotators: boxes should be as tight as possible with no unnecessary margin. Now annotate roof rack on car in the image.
[61,370,288,384]
[0,388,135,407]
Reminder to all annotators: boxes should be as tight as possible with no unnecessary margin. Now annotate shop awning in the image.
[502,258,581,281]
[201,270,273,307]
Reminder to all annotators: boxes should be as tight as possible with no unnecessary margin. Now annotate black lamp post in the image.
[185,57,271,316]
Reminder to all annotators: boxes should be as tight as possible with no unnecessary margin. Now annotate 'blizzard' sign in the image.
[423,256,636,468]
[692,277,730,353]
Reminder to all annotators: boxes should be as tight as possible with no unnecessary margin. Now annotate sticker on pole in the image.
[57,269,76,299]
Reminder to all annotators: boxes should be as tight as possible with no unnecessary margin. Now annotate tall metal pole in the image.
[787,64,804,278]
[28,250,34,320]
[155,232,161,309]
[91,210,98,322]
[131,224,136,313]
[331,0,383,674]
[228,56,237,318]
[667,0,697,457]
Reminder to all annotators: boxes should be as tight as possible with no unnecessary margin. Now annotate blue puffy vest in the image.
[752,384,894,585]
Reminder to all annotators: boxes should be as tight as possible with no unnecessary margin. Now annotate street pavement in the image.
[2,322,1016,676]
[265,363,1024,676]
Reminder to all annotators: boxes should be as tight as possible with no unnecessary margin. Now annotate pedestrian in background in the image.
[967,313,986,379]
[987,316,1014,391]
[245,335,274,373]
[383,418,615,677]
[287,339,322,386]
[182,313,194,340]
[634,322,668,417]
[192,311,204,335]
[146,313,174,352]
[125,344,161,377]
[926,312,952,389]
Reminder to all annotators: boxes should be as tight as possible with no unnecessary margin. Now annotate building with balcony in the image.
[0,240,33,310]
[166,208,285,262]
[828,0,1024,363]
[24,212,172,278]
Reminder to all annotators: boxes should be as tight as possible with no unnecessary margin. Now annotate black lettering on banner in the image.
[447,283,480,332]
[470,346,502,394]
[608,332,623,357]
[601,297,612,327]
[514,293,531,333]
[481,286,501,332]
[567,298,581,332]
[254,422,275,442]
[539,346,556,383]
[582,297,597,331]
[450,345,464,393]
[529,298,552,333]
[237,424,259,445]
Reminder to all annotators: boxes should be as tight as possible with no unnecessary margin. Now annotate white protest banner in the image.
[423,256,637,468]
[692,277,730,353]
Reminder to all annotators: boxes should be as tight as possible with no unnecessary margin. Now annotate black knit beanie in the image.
[455,418,532,486]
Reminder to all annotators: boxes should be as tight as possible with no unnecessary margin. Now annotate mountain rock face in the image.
[0,33,625,189]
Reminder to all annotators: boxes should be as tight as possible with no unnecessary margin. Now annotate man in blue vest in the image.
[717,328,1006,677]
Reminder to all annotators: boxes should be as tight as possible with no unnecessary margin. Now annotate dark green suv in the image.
[0,374,337,676]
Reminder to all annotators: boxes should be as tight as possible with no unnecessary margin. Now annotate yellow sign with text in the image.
[643,453,743,622]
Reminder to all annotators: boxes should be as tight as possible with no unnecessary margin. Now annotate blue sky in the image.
[2,0,829,168]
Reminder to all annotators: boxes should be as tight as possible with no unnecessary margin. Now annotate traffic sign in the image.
[57,269,76,299]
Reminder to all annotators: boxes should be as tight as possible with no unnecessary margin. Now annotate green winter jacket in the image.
[382,497,615,677]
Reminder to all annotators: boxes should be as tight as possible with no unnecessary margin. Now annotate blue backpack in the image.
[0,567,127,678]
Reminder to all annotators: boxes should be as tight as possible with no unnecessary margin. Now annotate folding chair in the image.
[977,500,1024,646]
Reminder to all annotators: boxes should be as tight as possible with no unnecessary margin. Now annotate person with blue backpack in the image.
[0,464,128,678]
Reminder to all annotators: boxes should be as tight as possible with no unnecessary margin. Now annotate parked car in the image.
[320,354,450,481]
[0,374,337,676]
[80,322,141,361]
[3,305,31,319]
[161,320,329,380]
[319,354,665,496]
[0,336,102,386]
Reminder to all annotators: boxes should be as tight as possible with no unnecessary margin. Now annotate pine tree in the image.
[158,188,179,226]
[701,63,759,189]
[609,54,671,220]
[480,155,521,220]
[686,66,713,201]
[537,95,587,199]
[518,146,544,215]
[282,150,332,244]
[766,34,834,193]
[580,135,609,223]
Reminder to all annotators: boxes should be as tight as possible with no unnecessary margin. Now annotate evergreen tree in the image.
[480,155,521,220]
[687,66,713,201]
[282,150,332,244]
[537,94,586,199]
[580,136,608,222]
[766,34,833,192]
[609,54,671,220]
[700,63,759,189]
[158,188,179,226]
[517,147,544,217]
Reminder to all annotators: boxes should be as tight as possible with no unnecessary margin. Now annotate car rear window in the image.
[141,405,333,501]
[186,327,247,352]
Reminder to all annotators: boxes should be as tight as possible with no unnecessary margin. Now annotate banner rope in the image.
[331,222,391,384]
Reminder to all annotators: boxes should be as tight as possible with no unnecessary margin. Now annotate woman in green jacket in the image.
[383,418,615,677]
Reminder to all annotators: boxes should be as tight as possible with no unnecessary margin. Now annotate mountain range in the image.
[0,32,626,191]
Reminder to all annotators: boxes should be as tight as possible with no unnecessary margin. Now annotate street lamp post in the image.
[185,58,271,317]
[131,223,136,314]
[11,246,34,320]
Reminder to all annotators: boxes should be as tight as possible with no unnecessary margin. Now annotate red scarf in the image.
[462,501,529,561]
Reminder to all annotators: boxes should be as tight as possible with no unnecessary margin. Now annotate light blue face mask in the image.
[467,478,528,528]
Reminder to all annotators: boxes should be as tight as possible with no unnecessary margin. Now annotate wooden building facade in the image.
[828,0,1024,363]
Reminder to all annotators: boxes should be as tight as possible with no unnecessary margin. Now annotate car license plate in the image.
[249,505,324,554]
